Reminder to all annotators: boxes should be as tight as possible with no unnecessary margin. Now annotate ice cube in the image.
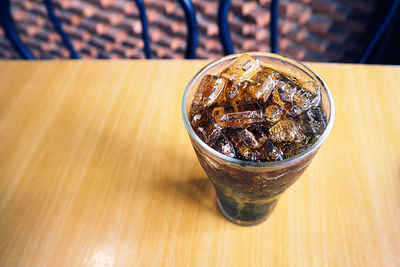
[239,127,268,149]
[303,80,321,97]
[298,107,327,140]
[272,89,292,113]
[225,80,251,104]
[272,78,321,116]
[247,68,278,102]
[191,113,201,125]
[268,118,306,143]
[291,81,322,116]
[240,129,258,148]
[229,130,264,162]
[271,75,298,114]
[219,54,261,82]
[291,87,313,116]
[191,112,221,144]
[192,74,227,109]
[212,103,264,128]
[210,132,235,157]
[262,140,283,161]
[275,77,297,102]
[264,104,283,123]
[279,143,302,159]
[196,124,220,144]
[311,88,321,107]
[303,81,322,107]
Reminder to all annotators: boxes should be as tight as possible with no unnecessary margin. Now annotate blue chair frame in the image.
[359,0,399,63]
[218,0,279,55]
[180,0,198,59]
[44,0,79,59]
[0,0,198,59]
[217,0,399,63]
[0,0,34,59]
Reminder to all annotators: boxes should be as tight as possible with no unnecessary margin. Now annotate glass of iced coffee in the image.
[182,52,335,226]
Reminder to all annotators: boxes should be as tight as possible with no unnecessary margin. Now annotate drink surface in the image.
[190,54,327,162]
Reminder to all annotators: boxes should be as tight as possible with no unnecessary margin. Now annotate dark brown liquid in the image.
[190,54,327,162]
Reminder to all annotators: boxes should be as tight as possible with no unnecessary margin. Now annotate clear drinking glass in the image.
[182,52,335,226]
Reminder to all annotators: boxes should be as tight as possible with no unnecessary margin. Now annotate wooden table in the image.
[0,60,399,266]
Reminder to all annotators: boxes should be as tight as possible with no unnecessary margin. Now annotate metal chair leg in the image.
[133,0,152,59]
[179,0,198,59]
[270,0,279,54]
[44,0,79,59]
[218,0,234,55]
[0,0,34,59]
[218,0,279,55]
[359,0,400,63]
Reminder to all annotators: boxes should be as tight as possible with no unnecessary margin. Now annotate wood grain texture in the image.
[0,60,400,266]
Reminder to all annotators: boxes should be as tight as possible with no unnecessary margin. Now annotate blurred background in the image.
[0,0,399,63]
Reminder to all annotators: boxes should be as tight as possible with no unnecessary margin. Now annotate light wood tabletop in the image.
[0,60,399,266]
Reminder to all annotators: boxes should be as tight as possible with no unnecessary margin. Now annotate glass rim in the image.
[182,52,335,167]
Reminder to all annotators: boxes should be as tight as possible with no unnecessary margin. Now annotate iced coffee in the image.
[182,53,334,225]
